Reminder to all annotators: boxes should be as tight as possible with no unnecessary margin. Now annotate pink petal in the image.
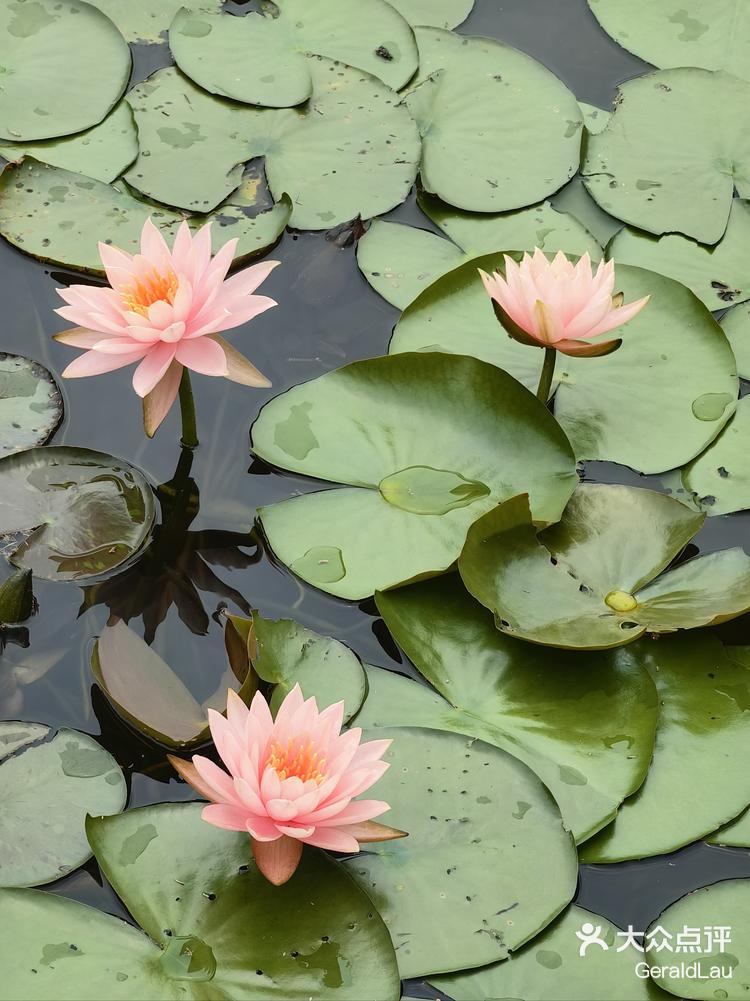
[55,304,126,335]
[54,326,116,348]
[301,827,360,852]
[61,347,148,378]
[202,803,249,831]
[251,834,302,885]
[175,337,229,377]
[139,217,172,272]
[132,342,177,397]
[587,295,650,337]
[192,754,241,805]
[221,260,280,298]
[234,776,266,815]
[315,799,390,827]
[210,336,271,388]
[208,709,244,775]
[266,798,301,822]
[147,300,174,329]
[93,337,151,354]
[210,294,277,334]
[248,817,284,842]
[143,360,183,438]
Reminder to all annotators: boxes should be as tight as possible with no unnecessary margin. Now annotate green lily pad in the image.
[459,485,750,649]
[582,68,750,244]
[125,62,420,224]
[579,101,611,136]
[391,254,739,473]
[681,397,750,515]
[707,649,750,846]
[608,200,750,311]
[646,880,750,999]
[357,193,600,309]
[388,0,473,29]
[343,727,578,979]
[0,159,291,274]
[252,351,577,599]
[721,302,750,379]
[0,0,131,142]
[0,803,400,1000]
[0,353,63,456]
[0,569,35,624]
[404,28,582,212]
[0,721,126,887]
[0,446,156,582]
[0,102,138,184]
[87,0,221,43]
[171,1,418,101]
[431,905,664,1000]
[580,633,750,862]
[370,574,658,843]
[588,0,750,79]
[550,176,624,247]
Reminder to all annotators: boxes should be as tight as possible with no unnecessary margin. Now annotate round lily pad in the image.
[391,254,739,473]
[343,727,578,978]
[405,28,582,212]
[388,0,474,29]
[252,351,577,599]
[0,721,126,887]
[0,353,63,457]
[588,0,750,79]
[0,446,156,582]
[0,159,291,274]
[0,0,131,142]
[707,647,750,847]
[721,302,750,379]
[86,0,221,43]
[608,199,750,311]
[459,485,750,649]
[580,633,750,862]
[125,61,420,225]
[681,397,750,515]
[0,803,400,999]
[582,68,750,244]
[370,574,658,844]
[646,880,750,999]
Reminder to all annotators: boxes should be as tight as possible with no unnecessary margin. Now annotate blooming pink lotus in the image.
[54,218,277,436]
[169,686,405,885]
[480,249,649,358]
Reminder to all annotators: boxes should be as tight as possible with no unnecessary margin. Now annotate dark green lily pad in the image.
[681,397,750,515]
[582,68,750,244]
[370,574,658,843]
[0,446,156,582]
[125,61,420,224]
[344,727,578,978]
[0,0,131,142]
[722,302,750,379]
[0,159,291,274]
[87,0,221,43]
[391,254,738,473]
[0,721,126,887]
[0,569,35,624]
[580,634,750,862]
[459,485,750,649]
[252,352,577,599]
[708,648,750,848]
[404,28,582,212]
[0,353,63,456]
[432,905,664,1000]
[646,880,750,999]
[0,803,400,999]
[389,0,473,28]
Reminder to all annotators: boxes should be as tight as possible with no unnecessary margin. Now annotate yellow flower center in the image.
[267,738,326,784]
[120,267,179,317]
[605,590,638,613]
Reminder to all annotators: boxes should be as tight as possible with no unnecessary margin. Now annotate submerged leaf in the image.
[0,353,63,456]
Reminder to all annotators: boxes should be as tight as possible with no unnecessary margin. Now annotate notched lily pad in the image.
[86,0,222,43]
[0,353,63,456]
[681,396,750,515]
[388,0,474,29]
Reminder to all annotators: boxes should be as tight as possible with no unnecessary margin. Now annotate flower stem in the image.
[178,369,199,449]
[536,347,557,405]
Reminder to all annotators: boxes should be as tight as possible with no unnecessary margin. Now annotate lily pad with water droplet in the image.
[582,68,750,244]
[86,0,221,43]
[368,574,658,844]
[681,397,750,515]
[0,353,63,456]
[0,721,126,887]
[580,634,750,862]
[459,484,750,649]
[343,727,578,979]
[388,0,474,29]
[0,0,131,142]
[0,446,156,582]
[391,254,738,472]
[721,302,750,380]
[0,803,400,999]
[252,351,577,599]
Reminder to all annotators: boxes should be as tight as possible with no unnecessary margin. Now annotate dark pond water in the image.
[2,0,749,998]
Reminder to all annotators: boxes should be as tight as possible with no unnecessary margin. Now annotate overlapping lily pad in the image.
[369,575,658,843]
[125,62,420,225]
[681,397,750,515]
[0,803,400,999]
[0,0,131,142]
[0,353,63,456]
[404,28,583,212]
[389,0,474,29]
[344,727,578,978]
[0,569,35,625]
[722,302,750,379]
[391,254,739,472]
[0,721,126,887]
[459,485,750,649]
[252,351,577,599]
[171,1,418,101]
[608,200,750,310]
[588,0,750,79]
[0,446,155,582]
[646,880,750,999]
[580,633,750,862]
[0,160,291,274]
[582,68,750,244]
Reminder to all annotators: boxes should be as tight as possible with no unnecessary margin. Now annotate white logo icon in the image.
[576,922,609,957]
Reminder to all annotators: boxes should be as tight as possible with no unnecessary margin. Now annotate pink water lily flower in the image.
[480,248,649,357]
[169,685,405,885]
[54,218,278,435]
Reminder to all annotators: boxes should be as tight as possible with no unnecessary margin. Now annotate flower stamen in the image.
[267,738,327,784]
[121,267,179,317]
